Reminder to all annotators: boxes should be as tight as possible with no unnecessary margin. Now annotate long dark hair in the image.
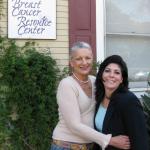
[95,55,129,110]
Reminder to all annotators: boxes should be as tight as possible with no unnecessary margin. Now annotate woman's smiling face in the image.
[102,63,123,92]
[70,48,93,76]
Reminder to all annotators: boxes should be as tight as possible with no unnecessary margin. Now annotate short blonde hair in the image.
[70,41,92,60]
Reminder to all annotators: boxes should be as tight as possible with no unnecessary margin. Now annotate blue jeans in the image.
[50,143,71,150]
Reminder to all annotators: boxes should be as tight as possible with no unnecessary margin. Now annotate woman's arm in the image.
[110,135,130,149]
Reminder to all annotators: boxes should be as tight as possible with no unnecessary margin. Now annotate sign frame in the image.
[8,0,56,39]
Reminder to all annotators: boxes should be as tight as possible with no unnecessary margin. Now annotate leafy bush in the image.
[0,37,59,149]
[141,73,150,147]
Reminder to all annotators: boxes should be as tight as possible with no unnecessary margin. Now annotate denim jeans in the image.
[50,143,71,150]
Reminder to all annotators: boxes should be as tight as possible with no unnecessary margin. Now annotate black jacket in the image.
[93,91,149,150]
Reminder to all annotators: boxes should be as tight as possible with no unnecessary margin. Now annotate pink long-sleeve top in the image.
[52,76,111,149]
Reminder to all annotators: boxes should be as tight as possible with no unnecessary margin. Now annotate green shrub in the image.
[0,36,59,150]
[141,73,150,147]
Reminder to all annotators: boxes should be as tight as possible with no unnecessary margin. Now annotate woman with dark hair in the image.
[94,55,149,150]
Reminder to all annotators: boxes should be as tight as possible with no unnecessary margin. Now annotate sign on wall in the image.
[8,0,56,39]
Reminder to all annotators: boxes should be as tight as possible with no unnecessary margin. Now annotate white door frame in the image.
[96,0,105,62]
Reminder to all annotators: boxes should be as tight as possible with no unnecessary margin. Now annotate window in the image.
[105,0,150,90]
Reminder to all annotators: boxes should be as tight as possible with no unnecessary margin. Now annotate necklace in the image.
[104,95,111,100]
[72,72,89,84]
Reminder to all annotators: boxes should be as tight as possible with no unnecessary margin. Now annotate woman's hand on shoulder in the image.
[109,135,130,149]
